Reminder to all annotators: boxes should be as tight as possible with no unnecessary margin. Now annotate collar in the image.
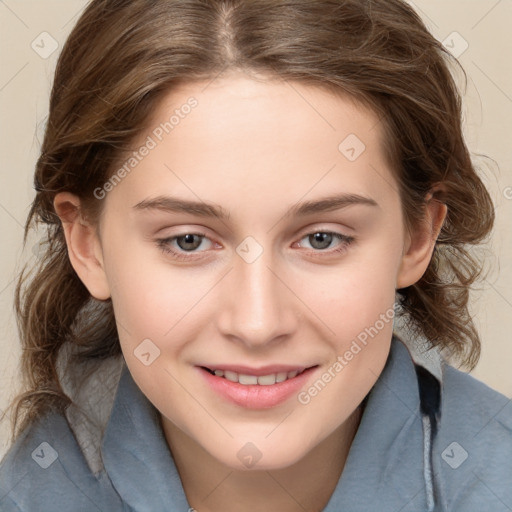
[57,332,444,511]
[323,334,443,511]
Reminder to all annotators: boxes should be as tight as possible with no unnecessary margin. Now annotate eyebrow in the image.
[132,193,379,220]
[285,193,379,219]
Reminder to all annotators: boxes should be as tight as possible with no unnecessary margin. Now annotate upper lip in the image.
[199,364,317,376]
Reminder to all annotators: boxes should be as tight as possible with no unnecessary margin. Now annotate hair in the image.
[8,0,494,442]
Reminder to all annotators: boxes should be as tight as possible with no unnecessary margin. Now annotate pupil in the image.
[311,232,331,249]
[179,234,200,250]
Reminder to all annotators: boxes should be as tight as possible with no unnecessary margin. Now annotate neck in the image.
[161,404,363,512]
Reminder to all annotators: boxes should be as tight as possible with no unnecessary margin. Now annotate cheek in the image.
[304,239,400,337]
[100,232,192,345]
[102,207,402,340]
[296,252,399,426]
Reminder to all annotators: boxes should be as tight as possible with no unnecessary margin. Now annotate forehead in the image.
[149,74,382,150]
[105,73,399,218]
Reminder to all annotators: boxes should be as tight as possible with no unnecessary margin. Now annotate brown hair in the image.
[9,0,494,441]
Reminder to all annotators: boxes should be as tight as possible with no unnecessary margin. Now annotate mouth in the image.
[197,364,319,409]
[200,366,315,386]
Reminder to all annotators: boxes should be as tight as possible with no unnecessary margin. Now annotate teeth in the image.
[276,372,288,383]
[239,374,258,385]
[224,370,238,382]
[257,374,276,385]
[209,368,303,385]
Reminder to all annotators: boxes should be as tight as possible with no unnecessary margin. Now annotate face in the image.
[71,72,428,470]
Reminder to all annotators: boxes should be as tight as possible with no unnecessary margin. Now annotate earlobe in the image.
[53,192,111,300]
[396,194,447,289]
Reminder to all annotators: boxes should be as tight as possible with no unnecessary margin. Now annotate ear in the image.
[53,192,111,300]
[396,191,447,289]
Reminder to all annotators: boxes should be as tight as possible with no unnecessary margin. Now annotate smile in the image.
[197,364,319,409]
[201,366,309,385]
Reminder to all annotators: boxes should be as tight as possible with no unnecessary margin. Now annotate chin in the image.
[208,439,308,472]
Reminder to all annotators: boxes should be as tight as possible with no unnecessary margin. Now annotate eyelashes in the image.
[156,230,355,261]
[157,232,211,260]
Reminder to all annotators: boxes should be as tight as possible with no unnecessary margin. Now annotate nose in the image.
[216,245,298,349]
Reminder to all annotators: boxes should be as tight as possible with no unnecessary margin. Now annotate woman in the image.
[1,1,511,511]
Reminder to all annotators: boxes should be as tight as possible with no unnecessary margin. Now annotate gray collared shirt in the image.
[1,336,511,511]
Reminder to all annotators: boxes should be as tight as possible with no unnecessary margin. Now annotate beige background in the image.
[1,0,511,458]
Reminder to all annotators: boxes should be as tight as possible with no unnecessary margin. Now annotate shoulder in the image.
[440,362,512,432]
[0,409,126,512]
[434,363,512,510]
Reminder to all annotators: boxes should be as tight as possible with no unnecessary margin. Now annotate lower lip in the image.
[197,366,318,409]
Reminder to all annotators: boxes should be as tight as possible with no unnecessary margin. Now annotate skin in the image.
[54,71,446,512]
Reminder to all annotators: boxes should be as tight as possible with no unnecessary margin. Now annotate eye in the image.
[295,231,354,255]
[157,232,213,260]
[156,229,355,261]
